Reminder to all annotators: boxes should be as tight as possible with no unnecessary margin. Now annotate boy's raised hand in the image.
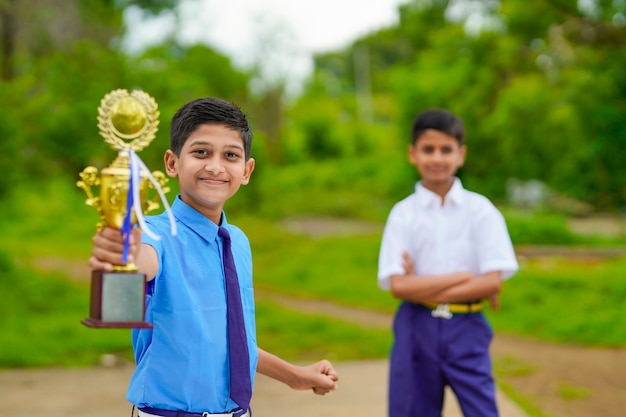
[88,226,142,271]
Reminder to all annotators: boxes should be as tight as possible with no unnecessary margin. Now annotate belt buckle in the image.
[431,303,452,319]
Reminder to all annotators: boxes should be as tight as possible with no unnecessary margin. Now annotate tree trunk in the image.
[0,0,16,80]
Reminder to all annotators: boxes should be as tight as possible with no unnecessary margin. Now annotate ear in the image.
[241,158,255,185]
[458,145,467,168]
[407,143,417,165]
[164,150,178,177]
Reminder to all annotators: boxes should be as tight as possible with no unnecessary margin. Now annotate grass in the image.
[238,215,397,313]
[497,381,552,417]
[256,300,391,362]
[556,381,590,400]
[486,256,626,346]
[0,256,133,367]
[0,259,392,367]
[1,177,626,368]
[493,355,536,378]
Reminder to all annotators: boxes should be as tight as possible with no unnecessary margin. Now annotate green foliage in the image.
[500,0,578,40]
[0,176,100,259]
[502,209,582,245]
[239,217,396,313]
[4,0,626,211]
[487,256,626,346]
[300,0,626,210]
[256,301,391,361]
[0,251,132,367]
[0,7,253,197]
[249,154,414,221]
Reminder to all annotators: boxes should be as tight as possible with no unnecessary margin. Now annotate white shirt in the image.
[378,178,518,290]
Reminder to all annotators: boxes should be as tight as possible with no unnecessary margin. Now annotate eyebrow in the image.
[188,140,244,151]
[225,144,245,152]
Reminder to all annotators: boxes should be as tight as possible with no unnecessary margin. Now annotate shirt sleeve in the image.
[377,206,410,290]
[140,217,164,281]
[141,218,163,253]
[474,204,519,280]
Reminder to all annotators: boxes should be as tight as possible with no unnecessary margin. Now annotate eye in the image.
[441,146,453,154]
[225,151,242,160]
[421,145,434,154]
[192,148,210,157]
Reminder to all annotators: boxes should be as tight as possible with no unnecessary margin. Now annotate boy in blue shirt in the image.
[89,97,338,417]
[378,109,518,417]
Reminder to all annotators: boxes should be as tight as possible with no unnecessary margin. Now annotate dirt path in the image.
[492,334,626,417]
[2,293,624,417]
[4,325,624,417]
[0,359,526,417]
[257,292,626,417]
[18,262,626,417]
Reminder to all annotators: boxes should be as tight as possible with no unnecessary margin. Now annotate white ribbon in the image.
[127,149,177,240]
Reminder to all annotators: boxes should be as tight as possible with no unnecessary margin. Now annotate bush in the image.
[503,209,581,245]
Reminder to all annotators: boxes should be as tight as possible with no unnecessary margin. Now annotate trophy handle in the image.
[144,170,170,213]
[76,166,107,229]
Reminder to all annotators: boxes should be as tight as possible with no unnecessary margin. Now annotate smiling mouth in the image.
[200,177,228,185]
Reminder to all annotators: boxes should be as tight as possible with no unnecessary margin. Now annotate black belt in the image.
[139,406,248,417]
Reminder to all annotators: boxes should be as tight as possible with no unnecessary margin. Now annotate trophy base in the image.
[82,317,153,328]
[83,270,153,329]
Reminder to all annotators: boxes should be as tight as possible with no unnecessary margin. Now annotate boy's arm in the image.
[389,251,473,302]
[427,271,502,305]
[256,348,338,395]
[391,252,501,307]
[390,272,474,303]
[88,226,159,281]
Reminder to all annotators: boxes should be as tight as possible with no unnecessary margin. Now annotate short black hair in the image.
[410,109,465,145]
[170,97,253,159]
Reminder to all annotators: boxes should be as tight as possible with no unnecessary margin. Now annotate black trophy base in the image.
[83,270,153,329]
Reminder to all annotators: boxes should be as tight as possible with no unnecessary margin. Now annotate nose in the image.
[431,150,444,162]
[204,156,225,174]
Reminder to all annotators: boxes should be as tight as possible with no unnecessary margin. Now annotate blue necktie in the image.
[218,227,252,412]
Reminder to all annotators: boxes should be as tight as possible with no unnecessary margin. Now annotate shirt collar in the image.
[415,177,465,207]
[171,194,224,242]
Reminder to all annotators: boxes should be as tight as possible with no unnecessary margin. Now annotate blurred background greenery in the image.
[0,0,625,369]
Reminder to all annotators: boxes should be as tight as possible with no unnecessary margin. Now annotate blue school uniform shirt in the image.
[378,178,518,290]
[127,195,258,413]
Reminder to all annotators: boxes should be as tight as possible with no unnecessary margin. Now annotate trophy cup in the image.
[77,89,170,328]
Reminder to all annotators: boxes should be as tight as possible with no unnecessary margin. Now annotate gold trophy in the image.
[77,89,169,328]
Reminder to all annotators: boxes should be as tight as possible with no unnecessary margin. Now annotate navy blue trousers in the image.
[388,302,498,417]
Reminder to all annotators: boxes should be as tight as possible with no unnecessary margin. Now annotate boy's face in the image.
[164,123,255,223]
[408,129,466,195]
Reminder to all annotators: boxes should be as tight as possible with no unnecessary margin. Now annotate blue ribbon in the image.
[121,150,135,264]
[129,149,177,240]
[117,149,177,265]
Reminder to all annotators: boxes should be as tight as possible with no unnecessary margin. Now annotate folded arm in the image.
[390,271,474,303]
[390,252,502,308]
[427,271,502,304]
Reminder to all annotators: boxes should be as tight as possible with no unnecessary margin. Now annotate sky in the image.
[122,0,408,93]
